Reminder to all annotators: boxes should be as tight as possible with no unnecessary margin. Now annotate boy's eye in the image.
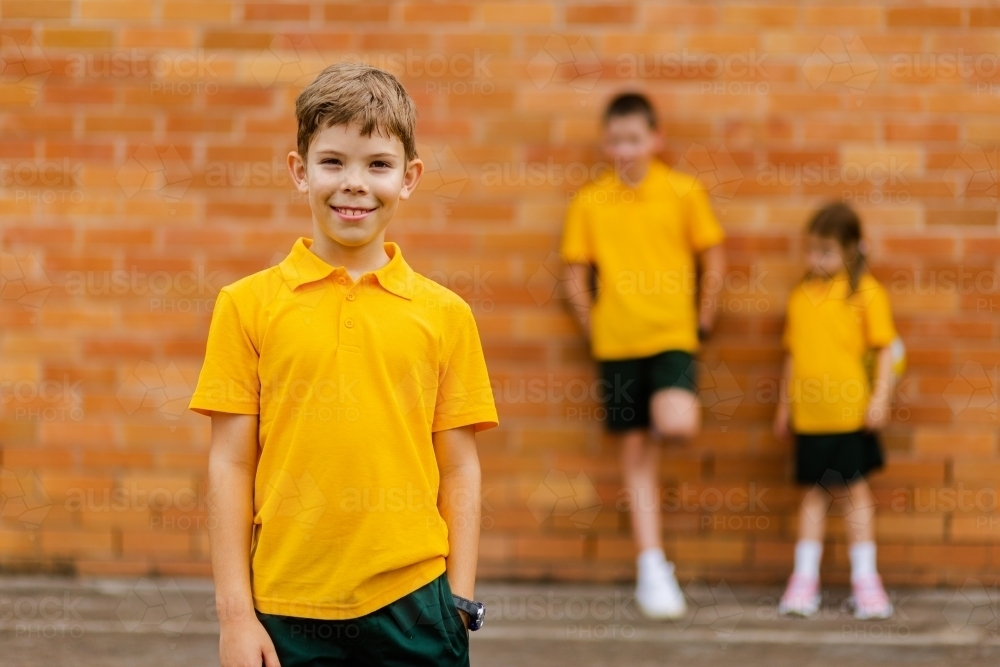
[371,161,391,169]
[320,158,341,166]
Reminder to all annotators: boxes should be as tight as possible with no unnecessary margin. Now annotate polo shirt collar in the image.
[608,157,669,191]
[279,237,415,299]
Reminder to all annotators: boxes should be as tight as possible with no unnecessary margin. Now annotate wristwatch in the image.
[451,595,485,631]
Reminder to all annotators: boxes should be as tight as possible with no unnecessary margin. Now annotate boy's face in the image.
[288,122,423,248]
[601,113,662,184]
[805,234,850,279]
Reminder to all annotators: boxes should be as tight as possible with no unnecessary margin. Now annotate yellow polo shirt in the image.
[189,237,498,620]
[782,271,897,434]
[560,158,725,360]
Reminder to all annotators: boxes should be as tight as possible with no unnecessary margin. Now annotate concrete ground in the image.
[1,576,998,666]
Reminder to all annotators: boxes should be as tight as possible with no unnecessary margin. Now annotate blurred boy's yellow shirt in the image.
[189,238,498,620]
[559,158,725,360]
[783,272,897,433]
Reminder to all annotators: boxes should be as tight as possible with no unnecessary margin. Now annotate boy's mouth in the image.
[331,206,376,221]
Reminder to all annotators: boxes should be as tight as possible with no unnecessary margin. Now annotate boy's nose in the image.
[339,170,368,193]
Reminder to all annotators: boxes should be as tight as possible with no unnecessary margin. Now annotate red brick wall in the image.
[2,2,998,586]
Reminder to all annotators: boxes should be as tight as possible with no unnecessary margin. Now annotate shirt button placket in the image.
[342,278,358,342]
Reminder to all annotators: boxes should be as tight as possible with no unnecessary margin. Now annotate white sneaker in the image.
[635,559,687,620]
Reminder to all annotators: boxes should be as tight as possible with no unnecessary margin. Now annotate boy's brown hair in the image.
[603,91,657,129]
[295,61,418,163]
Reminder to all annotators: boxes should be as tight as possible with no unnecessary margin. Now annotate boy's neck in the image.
[617,157,654,188]
[308,230,391,282]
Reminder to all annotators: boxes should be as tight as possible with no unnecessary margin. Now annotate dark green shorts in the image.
[598,349,697,432]
[255,573,468,666]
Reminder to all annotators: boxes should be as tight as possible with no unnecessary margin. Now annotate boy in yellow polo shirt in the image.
[561,93,726,619]
[189,62,497,666]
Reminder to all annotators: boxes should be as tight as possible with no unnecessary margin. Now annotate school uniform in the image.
[559,158,725,431]
[189,238,498,665]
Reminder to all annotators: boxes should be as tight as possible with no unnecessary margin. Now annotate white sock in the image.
[792,539,823,579]
[849,541,877,582]
[637,547,666,581]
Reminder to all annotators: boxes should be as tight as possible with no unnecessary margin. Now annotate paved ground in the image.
[1,576,998,666]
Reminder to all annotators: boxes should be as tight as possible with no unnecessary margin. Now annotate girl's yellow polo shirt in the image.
[782,271,897,434]
[559,158,726,360]
[189,238,498,620]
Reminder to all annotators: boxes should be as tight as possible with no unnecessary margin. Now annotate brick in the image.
[887,7,962,27]
[566,4,634,24]
[482,3,552,24]
[80,1,153,19]
[1,0,71,18]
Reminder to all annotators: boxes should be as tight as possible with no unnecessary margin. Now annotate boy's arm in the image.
[865,346,896,430]
[696,243,726,339]
[433,424,481,622]
[773,353,793,443]
[207,412,280,667]
[562,262,593,341]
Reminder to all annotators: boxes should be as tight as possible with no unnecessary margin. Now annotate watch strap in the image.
[451,594,484,630]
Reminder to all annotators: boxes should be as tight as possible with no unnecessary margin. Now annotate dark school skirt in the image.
[795,429,884,487]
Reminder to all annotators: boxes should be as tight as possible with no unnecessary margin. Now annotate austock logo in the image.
[944,143,999,202]
[679,579,744,636]
[526,469,602,529]
[527,35,602,100]
[116,144,193,211]
[116,578,194,645]
[673,144,744,205]
[802,35,878,100]
[943,361,998,420]
[0,35,51,105]
[525,251,602,309]
[250,35,324,89]
[0,467,53,529]
[116,361,194,423]
[417,143,469,210]
[689,361,744,429]
[260,470,329,538]
[1,253,52,319]
[943,579,999,636]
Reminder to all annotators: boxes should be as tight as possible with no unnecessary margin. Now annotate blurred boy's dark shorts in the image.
[255,573,468,666]
[598,350,697,432]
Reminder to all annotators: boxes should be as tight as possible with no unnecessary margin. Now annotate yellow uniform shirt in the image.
[559,158,725,360]
[782,272,897,434]
[189,238,498,620]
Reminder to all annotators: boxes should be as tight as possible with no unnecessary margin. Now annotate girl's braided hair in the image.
[805,201,867,295]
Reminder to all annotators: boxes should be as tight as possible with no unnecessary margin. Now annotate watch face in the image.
[472,604,485,630]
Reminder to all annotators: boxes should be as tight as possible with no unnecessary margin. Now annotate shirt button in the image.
[345,319,354,328]
[338,277,346,284]
[347,293,355,301]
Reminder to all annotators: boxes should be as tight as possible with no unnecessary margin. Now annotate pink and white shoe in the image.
[778,574,820,618]
[850,574,893,620]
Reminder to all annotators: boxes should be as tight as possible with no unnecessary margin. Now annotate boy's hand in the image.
[219,617,281,667]
[865,398,890,431]
[772,403,791,444]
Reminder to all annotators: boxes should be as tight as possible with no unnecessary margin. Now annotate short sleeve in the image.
[433,305,498,433]
[684,179,726,253]
[559,191,592,264]
[189,289,261,416]
[781,289,797,350]
[862,282,897,348]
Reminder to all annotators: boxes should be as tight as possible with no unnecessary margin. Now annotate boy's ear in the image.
[287,151,309,193]
[650,128,664,153]
[398,158,424,200]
